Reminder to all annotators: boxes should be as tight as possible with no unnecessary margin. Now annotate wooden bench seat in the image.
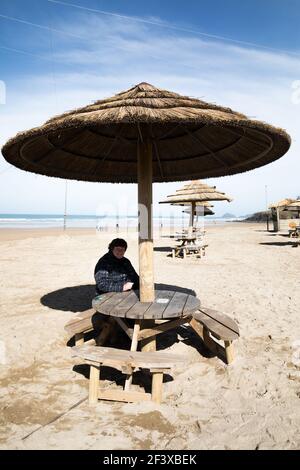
[72,344,185,404]
[190,307,240,364]
[64,309,113,346]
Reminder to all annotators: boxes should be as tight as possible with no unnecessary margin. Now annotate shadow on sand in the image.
[41,284,96,312]
[41,282,196,312]
[260,242,299,247]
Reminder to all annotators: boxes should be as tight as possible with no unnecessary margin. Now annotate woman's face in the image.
[112,246,126,259]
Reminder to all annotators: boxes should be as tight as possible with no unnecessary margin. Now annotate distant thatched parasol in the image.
[282,201,300,212]
[160,180,231,233]
[269,198,297,209]
[2,82,291,302]
[160,180,232,204]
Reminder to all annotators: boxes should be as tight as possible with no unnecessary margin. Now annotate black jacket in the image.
[94,251,139,294]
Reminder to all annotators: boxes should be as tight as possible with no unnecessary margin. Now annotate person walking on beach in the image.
[94,238,139,294]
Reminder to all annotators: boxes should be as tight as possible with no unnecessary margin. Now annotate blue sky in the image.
[0,0,300,216]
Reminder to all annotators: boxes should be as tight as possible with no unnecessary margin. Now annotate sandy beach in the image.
[0,222,299,450]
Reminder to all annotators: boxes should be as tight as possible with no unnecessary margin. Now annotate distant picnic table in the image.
[172,234,208,258]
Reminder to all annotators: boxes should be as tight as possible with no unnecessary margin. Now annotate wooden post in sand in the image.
[276,207,280,232]
[188,201,196,236]
[137,135,154,303]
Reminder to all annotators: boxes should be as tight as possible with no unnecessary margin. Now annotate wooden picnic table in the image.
[92,289,200,352]
[172,235,207,258]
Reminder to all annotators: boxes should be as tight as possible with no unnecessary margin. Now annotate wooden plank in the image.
[114,317,133,340]
[193,308,239,339]
[142,290,176,319]
[183,295,201,316]
[203,327,226,363]
[65,313,105,336]
[124,321,141,390]
[141,335,156,351]
[124,300,152,319]
[96,291,132,316]
[65,308,96,327]
[91,292,116,311]
[190,320,227,363]
[189,317,204,339]
[72,345,184,368]
[75,332,84,346]
[151,372,163,404]
[111,290,139,317]
[162,291,189,318]
[89,365,100,405]
[224,340,235,364]
[183,244,207,250]
[98,389,152,403]
[199,308,239,335]
[192,311,238,341]
[137,315,192,341]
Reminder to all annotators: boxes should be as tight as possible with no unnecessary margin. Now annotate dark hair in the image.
[108,238,128,252]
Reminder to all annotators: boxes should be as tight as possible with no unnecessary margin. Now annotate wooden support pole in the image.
[75,332,84,346]
[124,321,141,391]
[141,320,156,352]
[224,340,235,364]
[276,207,280,232]
[152,372,163,404]
[89,365,99,405]
[188,202,195,237]
[138,135,154,303]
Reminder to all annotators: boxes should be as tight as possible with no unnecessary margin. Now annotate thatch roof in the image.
[282,201,300,211]
[172,201,213,207]
[2,82,291,183]
[269,198,297,209]
[160,180,232,204]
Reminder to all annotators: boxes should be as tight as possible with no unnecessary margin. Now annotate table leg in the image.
[140,320,156,352]
[124,320,141,391]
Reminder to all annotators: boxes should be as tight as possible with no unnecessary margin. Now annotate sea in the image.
[0,214,243,229]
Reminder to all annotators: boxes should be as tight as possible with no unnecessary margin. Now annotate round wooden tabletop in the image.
[92,289,200,320]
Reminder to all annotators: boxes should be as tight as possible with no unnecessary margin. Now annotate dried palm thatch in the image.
[173,201,213,207]
[160,180,232,204]
[2,82,291,183]
[269,198,297,209]
[282,201,300,211]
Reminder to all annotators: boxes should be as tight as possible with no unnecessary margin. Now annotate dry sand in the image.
[0,223,299,450]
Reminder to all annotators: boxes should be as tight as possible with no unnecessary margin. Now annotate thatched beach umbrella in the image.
[160,180,232,234]
[282,201,300,212]
[2,82,291,302]
[269,198,297,231]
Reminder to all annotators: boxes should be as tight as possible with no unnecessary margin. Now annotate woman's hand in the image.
[123,282,134,291]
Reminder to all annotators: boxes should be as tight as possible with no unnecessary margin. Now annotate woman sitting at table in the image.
[94,238,139,294]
